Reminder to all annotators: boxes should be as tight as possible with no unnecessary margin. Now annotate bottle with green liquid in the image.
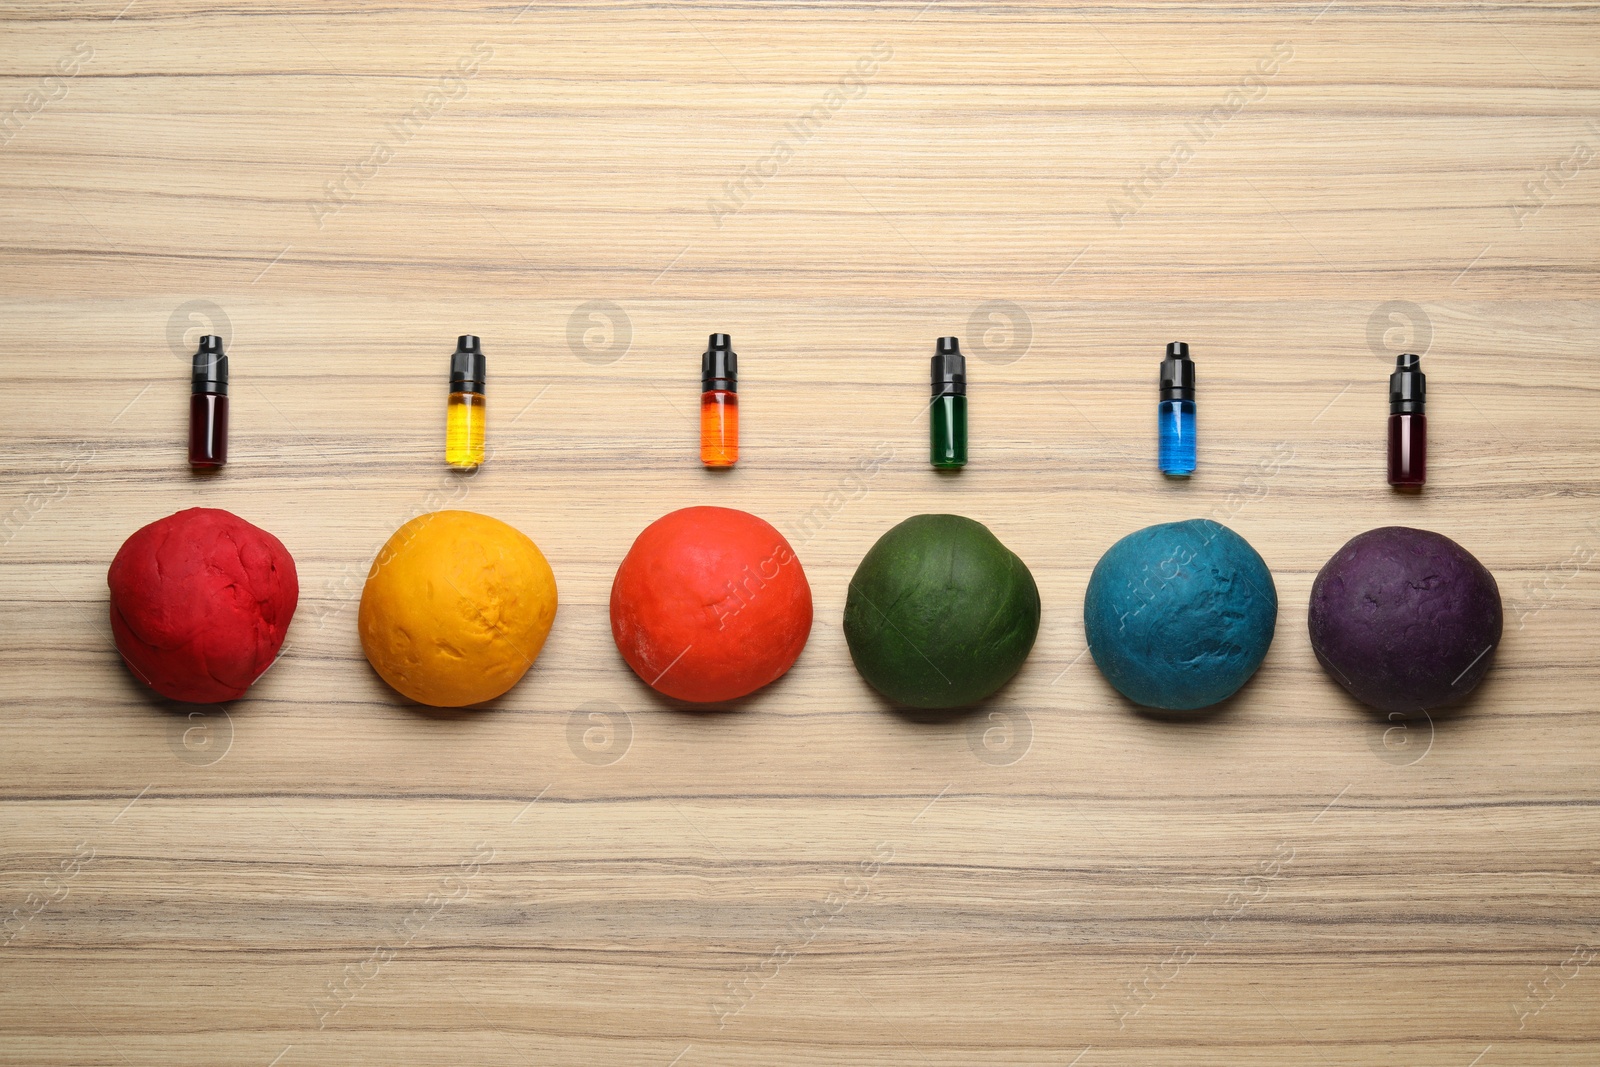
[930,336,967,469]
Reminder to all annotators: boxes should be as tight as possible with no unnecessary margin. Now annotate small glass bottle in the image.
[446,335,486,469]
[700,333,738,468]
[1387,352,1426,488]
[188,334,228,469]
[1158,341,1196,476]
[930,336,967,469]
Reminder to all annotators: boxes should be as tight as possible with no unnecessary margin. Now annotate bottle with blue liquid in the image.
[1158,341,1196,476]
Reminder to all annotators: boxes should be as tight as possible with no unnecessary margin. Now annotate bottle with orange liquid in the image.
[700,333,738,468]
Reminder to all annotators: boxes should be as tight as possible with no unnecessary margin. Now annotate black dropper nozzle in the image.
[1159,341,1194,403]
[702,333,737,392]
[931,336,966,395]
[450,335,486,394]
[1389,352,1424,414]
[191,335,228,395]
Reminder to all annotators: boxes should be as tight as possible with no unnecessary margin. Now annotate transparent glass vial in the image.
[700,333,738,468]
[1158,342,1196,476]
[188,334,228,469]
[930,336,967,469]
[446,335,486,469]
[1387,353,1426,488]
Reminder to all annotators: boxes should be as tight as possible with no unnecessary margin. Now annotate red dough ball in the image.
[610,506,812,703]
[107,507,298,703]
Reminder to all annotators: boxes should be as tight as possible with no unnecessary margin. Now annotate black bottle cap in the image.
[191,335,228,396]
[702,333,737,392]
[1389,352,1425,414]
[1159,341,1195,402]
[450,335,487,394]
[931,336,966,396]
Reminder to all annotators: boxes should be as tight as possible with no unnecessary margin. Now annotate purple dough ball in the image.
[1308,527,1502,715]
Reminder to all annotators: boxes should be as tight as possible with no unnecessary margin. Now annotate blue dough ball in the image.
[1084,519,1278,710]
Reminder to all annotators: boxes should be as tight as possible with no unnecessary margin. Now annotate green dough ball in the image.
[843,514,1041,708]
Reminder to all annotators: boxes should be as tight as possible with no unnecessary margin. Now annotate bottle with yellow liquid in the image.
[446,335,486,469]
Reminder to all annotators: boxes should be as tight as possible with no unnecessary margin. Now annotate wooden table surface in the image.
[3,2,1597,1064]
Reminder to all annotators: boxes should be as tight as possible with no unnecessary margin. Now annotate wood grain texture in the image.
[2,1,1598,1064]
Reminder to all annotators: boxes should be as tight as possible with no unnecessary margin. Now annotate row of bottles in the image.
[181,334,1426,488]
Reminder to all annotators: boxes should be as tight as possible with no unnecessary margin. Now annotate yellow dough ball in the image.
[358,510,557,707]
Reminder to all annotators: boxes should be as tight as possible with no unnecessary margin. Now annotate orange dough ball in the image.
[358,510,557,707]
[610,506,812,703]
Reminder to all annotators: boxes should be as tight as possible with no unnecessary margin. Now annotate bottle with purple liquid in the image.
[1387,352,1425,488]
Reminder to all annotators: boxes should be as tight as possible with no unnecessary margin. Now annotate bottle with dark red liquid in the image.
[1387,352,1424,488]
[188,335,228,468]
